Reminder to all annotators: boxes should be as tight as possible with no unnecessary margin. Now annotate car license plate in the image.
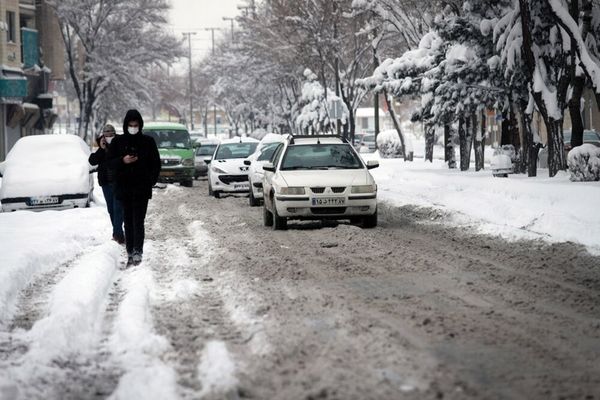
[234,183,249,190]
[161,171,176,177]
[29,196,59,206]
[312,197,345,206]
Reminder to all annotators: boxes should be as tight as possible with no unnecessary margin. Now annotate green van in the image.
[144,122,195,187]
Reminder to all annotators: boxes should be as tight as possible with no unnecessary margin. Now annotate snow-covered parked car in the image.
[491,145,516,177]
[0,134,94,212]
[245,133,288,206]
[262,135,379,230]
[206,137,259,198]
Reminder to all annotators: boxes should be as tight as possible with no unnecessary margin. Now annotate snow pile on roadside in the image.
[365,154,600,253]
[0,208,111,324]
[26,242,120,356]
[197,341,238,397]
[108,266,178,400]
[0,242,120,396]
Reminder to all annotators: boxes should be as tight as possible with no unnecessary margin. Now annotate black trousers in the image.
[121,194,149,255]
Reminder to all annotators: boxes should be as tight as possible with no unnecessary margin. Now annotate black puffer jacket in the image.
[109,110,161,200]
[88,142,117,186]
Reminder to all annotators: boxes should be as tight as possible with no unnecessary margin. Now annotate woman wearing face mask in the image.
[110,109,161,266]
[89,124,125,244]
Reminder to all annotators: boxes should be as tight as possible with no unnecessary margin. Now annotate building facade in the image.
[0,0,64,161]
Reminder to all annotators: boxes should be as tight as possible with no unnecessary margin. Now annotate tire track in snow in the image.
[143,186,246,399]
[106,264,179,400]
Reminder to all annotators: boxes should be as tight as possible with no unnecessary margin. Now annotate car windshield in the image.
[196,144,218,156]
[215,143,258,159]
[280,144,363,170]
[145,130,191,149]
[257,143,282,161]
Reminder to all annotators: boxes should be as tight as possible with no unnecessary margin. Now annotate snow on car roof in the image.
[220,137,259,144]
[259,133,287,145]
[291,136,345,145]
[1,134,91,199]
[144,122,188,130]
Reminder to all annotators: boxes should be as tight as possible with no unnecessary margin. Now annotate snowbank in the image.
[0,207,111,325]
[363,153,600,253]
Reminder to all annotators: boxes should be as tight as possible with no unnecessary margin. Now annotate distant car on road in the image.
[194,138,220,178]
[358,134,376,153]
[0,134,94,212]
[246,133,288,206]
[262,135,379,230]
[206,137,259,198]
[144,122,195,187]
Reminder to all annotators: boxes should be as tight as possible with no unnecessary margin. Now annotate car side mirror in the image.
[263,162,276,172]
[244,160,251,166]
[204,157,212,164]
[366,160,379,170]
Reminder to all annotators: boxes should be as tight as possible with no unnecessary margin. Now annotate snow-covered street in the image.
[1,167,599,399]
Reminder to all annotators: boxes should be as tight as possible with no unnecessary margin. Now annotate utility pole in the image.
[182,32,196,130]
[205,28,219,136]
[333,1,341,137]
[372,28,380,147]
[222,17,235,42]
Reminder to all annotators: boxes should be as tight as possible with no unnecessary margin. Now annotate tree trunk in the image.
[444,124,456,169]
[520,0,566,177]
[458,116,472,171]
[425,124,434,163]
[547,118,566,177]
[382,89,408,161]
[475,111,485,171]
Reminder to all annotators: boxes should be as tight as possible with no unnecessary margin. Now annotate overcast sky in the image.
[168,0,242,64]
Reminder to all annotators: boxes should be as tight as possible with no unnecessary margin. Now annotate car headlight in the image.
[351,185,376,193]
[182,158,194,167]
[212,166,228,174]
[279,187,305,195]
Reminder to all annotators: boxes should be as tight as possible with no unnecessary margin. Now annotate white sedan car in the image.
[246,133,288,206]
[262,135,379,230]
[0,134,94,212]
[206,137,259,198]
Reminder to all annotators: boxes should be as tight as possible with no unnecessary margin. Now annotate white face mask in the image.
[128,126,139,135]
[105,136,114,144]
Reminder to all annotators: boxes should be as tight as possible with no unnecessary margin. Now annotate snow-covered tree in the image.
[47,0,182,142]
[296,69,349,133]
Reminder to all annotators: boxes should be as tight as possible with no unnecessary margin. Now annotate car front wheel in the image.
[249,188,260,207]
[272,201,287,230]
[263,204,273,227]
[363,209,377,229]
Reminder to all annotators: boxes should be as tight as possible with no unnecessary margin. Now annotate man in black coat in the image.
[110,109,161,266]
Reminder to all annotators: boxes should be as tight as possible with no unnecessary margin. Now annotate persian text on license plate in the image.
[311,197,345,206]
[29,196,59,206]
[234,184,249,190]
